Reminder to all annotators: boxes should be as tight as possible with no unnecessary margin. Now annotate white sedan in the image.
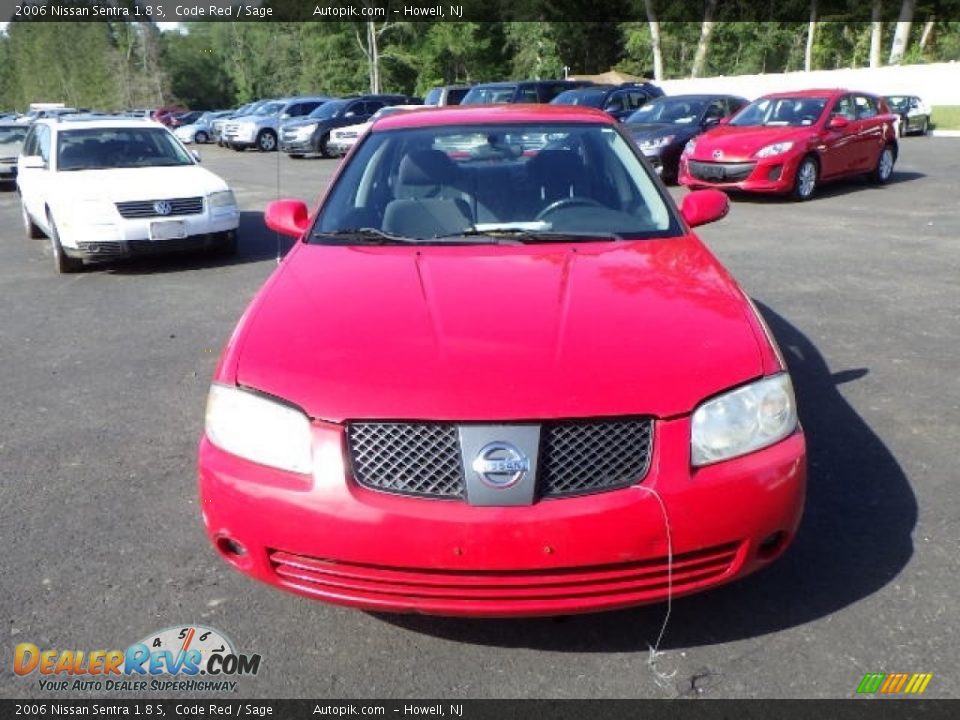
[327,105,426,157]
[17,117,240,273]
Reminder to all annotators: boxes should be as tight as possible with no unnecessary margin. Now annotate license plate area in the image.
[149,220,187,241]
[700,164,726,180]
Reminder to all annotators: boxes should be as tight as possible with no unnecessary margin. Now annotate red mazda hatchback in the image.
[679,89,898,200]
[198,105,806,616]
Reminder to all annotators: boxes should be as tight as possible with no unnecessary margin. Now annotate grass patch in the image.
[931,106,960,130]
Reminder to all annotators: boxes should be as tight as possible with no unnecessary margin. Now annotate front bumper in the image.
[679,153,802,194]
[56,207,240,252]
[198,415,806,617]
[68,229,236,262]
[280,135,316,154]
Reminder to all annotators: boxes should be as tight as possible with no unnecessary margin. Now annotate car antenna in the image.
[275,137,282,265]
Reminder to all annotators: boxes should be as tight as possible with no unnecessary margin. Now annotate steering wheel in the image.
[535,197,605,221]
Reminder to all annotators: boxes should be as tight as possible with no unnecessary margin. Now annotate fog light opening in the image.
[757,531,787,559]
[216,536,247,558]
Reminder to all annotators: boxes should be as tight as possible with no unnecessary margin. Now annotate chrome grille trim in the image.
[346,418,654,501]
[115,197,204,218]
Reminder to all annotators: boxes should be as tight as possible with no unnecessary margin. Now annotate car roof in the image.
[39,117,168,131]
[373,104,616,131]
[761,88,858,99]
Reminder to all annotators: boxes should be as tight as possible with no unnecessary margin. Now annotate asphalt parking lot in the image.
[2,138,958,700]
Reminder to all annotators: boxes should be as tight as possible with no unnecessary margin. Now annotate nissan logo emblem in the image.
[153,200,173,216]
[471,442,530,489]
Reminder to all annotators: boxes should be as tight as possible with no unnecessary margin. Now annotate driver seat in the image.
[525,150,586,210]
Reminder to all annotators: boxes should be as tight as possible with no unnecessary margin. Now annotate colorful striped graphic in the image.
[856,672,932,694]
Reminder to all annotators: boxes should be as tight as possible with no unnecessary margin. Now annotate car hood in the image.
[690,125,811,162]
[234,238,764,422]
[53,166,228,201]
[626,123,696,143]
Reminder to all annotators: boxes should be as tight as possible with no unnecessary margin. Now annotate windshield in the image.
[551,89,607,108]
[730,96,828,127]
[626,97,709,124]
[57,127,194,171]
[424,88,442,105]
[0,125,27,145]
[254,102,285,117]
[313,122,679,244]
[461,85,517,104]
[885,96,909,110]
[308,100,347,120]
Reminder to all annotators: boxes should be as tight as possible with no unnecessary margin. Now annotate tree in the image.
[645,0,664,81]
[805,1,818,72]
[889,0,916,64]
[870,1,883,68]
[691,0,718,78]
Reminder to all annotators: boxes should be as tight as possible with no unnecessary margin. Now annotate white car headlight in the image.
[297,123,318,137]
[755,141,794,158]
[681,137,697,156]
[639,135,675,151]
[208,190,237,208]
[691,374,798,466]
[205,384,313,474]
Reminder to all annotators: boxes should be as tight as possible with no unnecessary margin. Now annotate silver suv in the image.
[222,96,330,152]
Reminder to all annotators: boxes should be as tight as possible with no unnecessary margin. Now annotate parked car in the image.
[167,110,207,129]
[152,105,188,126]
[550,82,664,122]
[222,96,331,152]
[212,102,262,146]
[199,104,807,617]
[679,89,898,201]
[624,94,748,183]
[17,117,240,273]
[327,104,426,157]
[423,85,471,106]
[884,94,931,136]
[461,80,593,105]
[0,121,29,186]
[279,95,412,158]
[173,111,232,144]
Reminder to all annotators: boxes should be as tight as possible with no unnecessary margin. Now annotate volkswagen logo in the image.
[153,200,173,216]
[712,149,723,160]
[471,442,530,489]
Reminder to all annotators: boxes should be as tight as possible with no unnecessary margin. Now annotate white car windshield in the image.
[57,127,195,171]
[313,122,678,244]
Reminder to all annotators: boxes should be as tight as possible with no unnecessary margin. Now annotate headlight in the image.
[682,137,697,156]
[639,135,675,151]
[208,190,236,208]
[755,141,794,158]
[205,384,313,474]
[297,123,318,137]
[691,374,798,466]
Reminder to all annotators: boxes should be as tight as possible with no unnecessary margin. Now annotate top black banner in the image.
[5,0,960,24]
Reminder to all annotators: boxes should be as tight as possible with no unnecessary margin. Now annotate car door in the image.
[17,124,51,222]
[819,94,857,178]
[852,94,884,172]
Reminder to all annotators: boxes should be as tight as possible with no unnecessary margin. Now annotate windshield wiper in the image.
[311,227,431,245]
[436,228,623,244]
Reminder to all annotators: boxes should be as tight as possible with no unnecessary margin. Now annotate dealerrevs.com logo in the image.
[14,625,261,693]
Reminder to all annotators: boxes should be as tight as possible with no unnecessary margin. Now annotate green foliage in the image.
[1,19,959,112]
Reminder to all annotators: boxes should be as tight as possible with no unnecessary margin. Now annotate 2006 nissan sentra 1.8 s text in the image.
[198,105,806,617]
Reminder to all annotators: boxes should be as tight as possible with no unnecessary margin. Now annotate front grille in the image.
[688,160,755,183]
[348,423,464,498]
[540,418,652,497]
[346,418,654,501]
[115,197,204,218]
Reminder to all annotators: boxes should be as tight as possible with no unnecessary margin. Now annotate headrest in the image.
[527,149,583,180]
[398,149,458,186]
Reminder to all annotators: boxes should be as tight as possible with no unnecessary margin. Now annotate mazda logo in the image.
[153,200,173,216]
[471,442,530,489]
[712,149,723,160]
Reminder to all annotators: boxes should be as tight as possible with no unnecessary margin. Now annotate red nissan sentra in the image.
[678,88,898,200]
[198,105,806,617]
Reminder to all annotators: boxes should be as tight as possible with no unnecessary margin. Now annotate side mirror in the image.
[702,116,721,127]
[680,189,729,228]
[828,115,849,130]
[21,155,45,170]
[265,199,310,238]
